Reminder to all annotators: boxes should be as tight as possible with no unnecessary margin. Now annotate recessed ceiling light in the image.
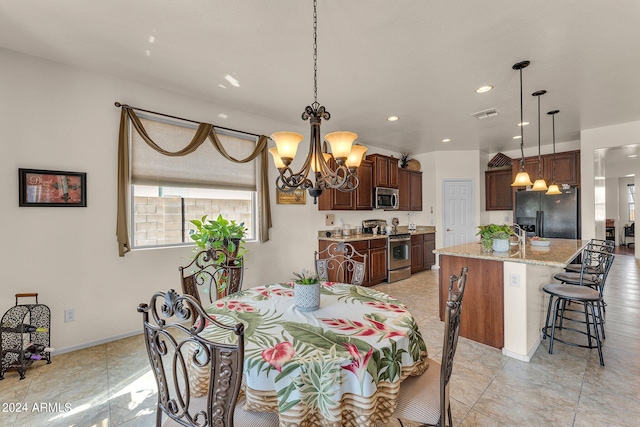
[629,154,638,158]
[475,85,493,93]
[518,121,530,127]
[513,135,522,139]
[387,116,399,122]
[442,138,451,143]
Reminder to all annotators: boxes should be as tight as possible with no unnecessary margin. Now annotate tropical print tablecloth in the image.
[201,282,428,427]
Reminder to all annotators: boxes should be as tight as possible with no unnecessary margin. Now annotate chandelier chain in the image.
[313,0,318,105]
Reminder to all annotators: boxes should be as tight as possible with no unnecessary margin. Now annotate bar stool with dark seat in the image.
[542,248,614,366]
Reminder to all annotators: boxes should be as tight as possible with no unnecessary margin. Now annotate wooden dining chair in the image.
[179,248,244,305]
[391,266,468,427]
[138,289,279,427]
[315,241,367,285]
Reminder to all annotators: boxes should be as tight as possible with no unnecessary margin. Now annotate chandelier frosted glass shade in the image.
[271,132,304,165]
[268,147,286,169]
[546,184,562,195]
[531,178,549,191]
[511,171,534,187]
[345,145,368,169]
[325,131,358,164]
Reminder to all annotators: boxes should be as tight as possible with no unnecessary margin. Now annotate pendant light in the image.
[511,61,534,187]
[531,90,548,191]
[546,110,562,195]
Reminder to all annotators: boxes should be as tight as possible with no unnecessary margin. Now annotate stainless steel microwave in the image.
[375,187,399,210]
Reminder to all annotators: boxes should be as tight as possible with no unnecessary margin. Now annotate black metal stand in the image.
[0,293,51,380]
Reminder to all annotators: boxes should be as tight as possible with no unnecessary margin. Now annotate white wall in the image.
[581,121,640,258]
[0,49,446,352]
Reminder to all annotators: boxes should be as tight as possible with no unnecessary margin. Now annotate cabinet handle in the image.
[446,228,452,231]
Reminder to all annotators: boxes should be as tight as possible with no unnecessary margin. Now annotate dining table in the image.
[199,281,429,427]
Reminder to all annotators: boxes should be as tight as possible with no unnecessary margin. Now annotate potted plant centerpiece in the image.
[189,214,247,297]
[477,224,515,253]
[292,269,321,312]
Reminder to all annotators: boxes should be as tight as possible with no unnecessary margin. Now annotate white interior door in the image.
[443,179,475,247]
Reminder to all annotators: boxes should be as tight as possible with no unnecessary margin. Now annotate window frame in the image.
[128,114,260,250]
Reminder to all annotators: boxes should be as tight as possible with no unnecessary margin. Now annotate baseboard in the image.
[502,336,541,362]
[51,329,142,356]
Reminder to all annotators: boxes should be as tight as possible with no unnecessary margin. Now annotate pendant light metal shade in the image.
[531,90,548,191]
[511,61,534,187]
[546,109,562,195]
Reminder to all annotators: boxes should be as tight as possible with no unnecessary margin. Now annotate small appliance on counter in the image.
[362,219,411,283]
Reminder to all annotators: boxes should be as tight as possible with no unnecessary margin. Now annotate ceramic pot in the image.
[294,282,321,312]
[492,238,510,252]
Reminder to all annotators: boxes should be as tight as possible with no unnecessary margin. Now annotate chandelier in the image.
[511,61,534,187]
[268,0,366,203]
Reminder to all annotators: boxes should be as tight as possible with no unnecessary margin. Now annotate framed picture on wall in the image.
[19,168,87,207]
[276,189,306,204]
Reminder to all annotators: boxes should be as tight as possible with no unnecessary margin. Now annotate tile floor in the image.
[1,254,639,426]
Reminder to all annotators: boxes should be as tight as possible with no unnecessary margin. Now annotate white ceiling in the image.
[2,0,640,157]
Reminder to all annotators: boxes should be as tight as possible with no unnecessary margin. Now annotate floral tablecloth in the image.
[201,282,428,427]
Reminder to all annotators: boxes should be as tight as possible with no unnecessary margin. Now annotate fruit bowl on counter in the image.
[530,237,551,247]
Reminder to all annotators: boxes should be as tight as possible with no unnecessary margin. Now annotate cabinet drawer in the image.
[369,238,387,249]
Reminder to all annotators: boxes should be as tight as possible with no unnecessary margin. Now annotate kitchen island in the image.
[434,238,588,362]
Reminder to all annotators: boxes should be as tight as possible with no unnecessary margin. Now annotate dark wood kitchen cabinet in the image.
[398,168,423,211]
[367,154,399,189]
[485,168,513,211]
[510,150,580,188]
[543,150,580,186]
[411,233,436,273]
[317,237,387,286]
[317,160,373,210]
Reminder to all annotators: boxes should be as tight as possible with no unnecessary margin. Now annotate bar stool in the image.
[542,249,614,367]
[564,239,614,274]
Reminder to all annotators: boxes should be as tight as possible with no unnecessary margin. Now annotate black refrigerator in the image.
[515,187,580,239]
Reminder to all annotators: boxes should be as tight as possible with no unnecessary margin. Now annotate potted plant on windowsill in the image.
[292,269,321,312]
[476,224,515,253]
[189,214,247,297]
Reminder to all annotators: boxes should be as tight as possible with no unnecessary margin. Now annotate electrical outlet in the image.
[325,214,334,226]
[509,273,520,287]
[64,308,75,322]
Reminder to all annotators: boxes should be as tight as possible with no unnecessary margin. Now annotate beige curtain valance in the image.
[117,105,272,256]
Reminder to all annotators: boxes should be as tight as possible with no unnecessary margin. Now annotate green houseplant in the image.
[292,269,321,312]
[189,214,247,258]
[188,214,247,297]
[476,224,515,252]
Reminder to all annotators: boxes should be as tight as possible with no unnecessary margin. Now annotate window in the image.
[629,184,635,222]
[130,116,258,249]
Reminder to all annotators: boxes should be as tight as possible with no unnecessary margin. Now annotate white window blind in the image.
[132,117,257,191]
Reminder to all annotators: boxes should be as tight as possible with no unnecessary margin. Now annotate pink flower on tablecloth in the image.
[269,288,294,297]
[322,281,338,287]
[321,317,407,340]
[364,301,407,313]
[342,343,373,389]
[261,342,295,372]
[215,300,255,312]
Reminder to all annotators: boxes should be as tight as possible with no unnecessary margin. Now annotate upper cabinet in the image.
[511,150,580,187]
[398,168,423,211]
[367,154,399,189]
[317,159,373,210]
[485,168,513,211]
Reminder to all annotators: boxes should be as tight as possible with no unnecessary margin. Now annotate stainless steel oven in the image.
[388,234,411,282]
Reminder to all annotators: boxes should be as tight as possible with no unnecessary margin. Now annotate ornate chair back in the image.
[138,289,245,427]
[315,242,367,285]
[179,249,244,305]
[440,266,468,426]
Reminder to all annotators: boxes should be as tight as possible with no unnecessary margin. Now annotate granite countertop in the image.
[433,238,589,268]
[318,225,436,242]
